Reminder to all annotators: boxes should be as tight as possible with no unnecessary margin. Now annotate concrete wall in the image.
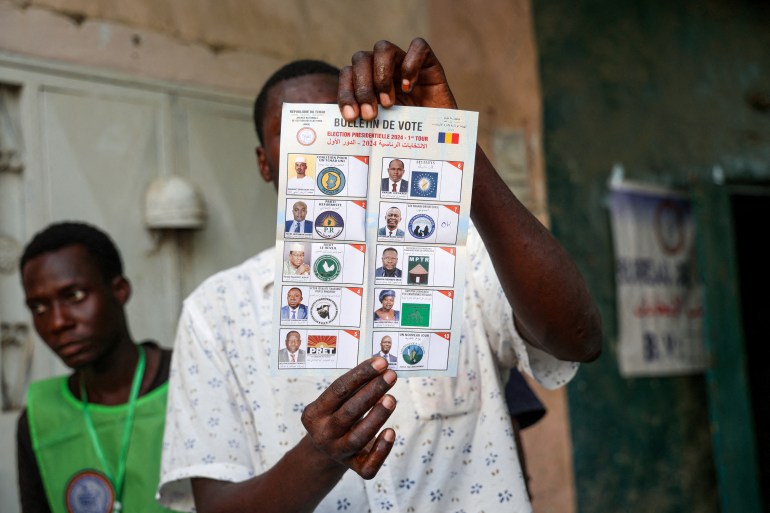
[1,2,575,512]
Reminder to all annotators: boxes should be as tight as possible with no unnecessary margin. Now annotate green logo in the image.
[313,255,341,281]
[407,256,430,285]
[401,303,431,327]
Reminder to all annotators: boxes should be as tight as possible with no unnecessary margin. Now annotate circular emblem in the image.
[317,167,346,195]
[408,214,436,239]
[66,470,114,513]
[401,344,425,365]
[313,255,342,281]
[314,211,345,239]
[296,127,316,146]
[654,199,687,255]
[310,298,339,324]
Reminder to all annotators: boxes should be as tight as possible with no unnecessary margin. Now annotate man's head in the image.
[380,335,393,354]
[387,159,405,183]
[288,242,306,269]
[21,221,124,282]
[379,289,396,310]
[294,157,308,178]
[286,287,303,308]
[254,60,340,190]
[285,330,302,353]
[292,201,308,221]
[19,222,131,369]
[385,207,402,230]
[381,248,398,271]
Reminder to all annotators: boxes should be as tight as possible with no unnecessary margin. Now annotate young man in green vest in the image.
[16,221,175,513]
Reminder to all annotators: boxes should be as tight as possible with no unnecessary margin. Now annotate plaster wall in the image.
[0,0,427,96]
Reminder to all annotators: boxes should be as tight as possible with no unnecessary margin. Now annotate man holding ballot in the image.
[159,38,602,513]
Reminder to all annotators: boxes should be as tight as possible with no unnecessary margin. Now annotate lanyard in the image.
[80,344,146,512]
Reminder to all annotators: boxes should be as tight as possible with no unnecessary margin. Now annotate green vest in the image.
[27,376,175,513]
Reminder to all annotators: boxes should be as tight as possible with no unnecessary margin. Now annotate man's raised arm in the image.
[338,37,602,363]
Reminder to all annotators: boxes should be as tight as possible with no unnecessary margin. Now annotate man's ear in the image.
[256,146,275,185]
[111,276,132,306]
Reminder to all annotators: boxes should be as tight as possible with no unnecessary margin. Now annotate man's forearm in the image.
[470,145,602,362]
[192,435,348,513]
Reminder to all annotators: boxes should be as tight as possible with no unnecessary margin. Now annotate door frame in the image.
[692,179,763,513]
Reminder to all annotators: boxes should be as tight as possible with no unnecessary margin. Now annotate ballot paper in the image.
[273,103,478,377]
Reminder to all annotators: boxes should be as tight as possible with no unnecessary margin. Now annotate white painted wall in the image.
[0,56,274,513]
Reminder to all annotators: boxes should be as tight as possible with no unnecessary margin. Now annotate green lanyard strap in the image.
[80,344,146,511]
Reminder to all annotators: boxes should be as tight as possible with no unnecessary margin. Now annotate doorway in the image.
[731,187,770,512]
[694,180,765,513]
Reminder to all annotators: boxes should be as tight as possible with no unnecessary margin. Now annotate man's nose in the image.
[50,302,74,332]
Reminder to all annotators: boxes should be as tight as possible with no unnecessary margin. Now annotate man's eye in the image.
[69,289,86,301]
[29,303,47,315]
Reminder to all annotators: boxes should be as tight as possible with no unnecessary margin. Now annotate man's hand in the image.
[301,357,397,479]
[193,358,397,513]
[338,38,457,122]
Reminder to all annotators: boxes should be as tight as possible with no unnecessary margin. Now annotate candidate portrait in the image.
[285,200,313,233]
[377,206,405,237]
[287,155,315,193]
[381,158,408,193]
[283,242,311,276]
[375,247,402,278]
[280,287,308,320]
[373,289,400,322]
[373,335,398,365]
[278,330,306,364]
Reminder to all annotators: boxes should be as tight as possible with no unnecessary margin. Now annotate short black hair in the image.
[253,59,339,145]
[20,221,124,282]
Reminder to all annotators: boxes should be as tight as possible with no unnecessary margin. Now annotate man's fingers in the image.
[338,50,380,121]
[398,37,457,109]
[313,357,389,411]
[339,38,454,121]
[350,50,378,120]
[400,37,434,92]
[352,428,396,480]
[337,392,397,451]
[326,369,396,439]
[340,42,407,121]
[338,65,359,121]
[372,40,404,108]
[301,361,397,479]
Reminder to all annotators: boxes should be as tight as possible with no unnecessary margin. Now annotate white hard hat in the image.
[145,175,206,229]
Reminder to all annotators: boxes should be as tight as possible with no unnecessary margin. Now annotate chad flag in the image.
[438,132,460,144]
